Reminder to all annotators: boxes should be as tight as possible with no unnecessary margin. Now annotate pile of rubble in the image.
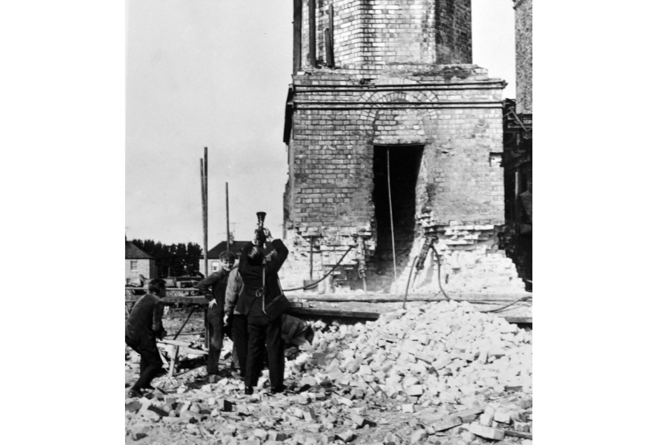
[126,300,532,444]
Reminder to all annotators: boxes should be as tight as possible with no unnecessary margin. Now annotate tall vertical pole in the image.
[200,158,208,278]
[202,147,209,348]
[204,147,208,273]
[226,182,230,251]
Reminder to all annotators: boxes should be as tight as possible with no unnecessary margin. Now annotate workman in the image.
[196,251,236,382]
[236,227,289,395]
[125,278,168,397]
[224,264,248,379]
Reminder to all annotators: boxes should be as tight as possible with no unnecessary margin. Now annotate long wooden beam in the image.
[125,295,531,324]
[126,289,531,303]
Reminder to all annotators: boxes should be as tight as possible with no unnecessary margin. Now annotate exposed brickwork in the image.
[514,0,532,113]
[435,0,472,64]
[301,0,472,70]
[283,0,524,294]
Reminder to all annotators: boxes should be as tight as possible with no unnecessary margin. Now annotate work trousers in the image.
[246,315,284,390]
[231,314,248,378]
[126,336,163,391]
[206,316,225,375]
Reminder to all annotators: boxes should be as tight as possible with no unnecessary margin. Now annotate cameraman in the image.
[235,226,288,394]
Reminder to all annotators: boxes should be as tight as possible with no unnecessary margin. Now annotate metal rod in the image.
[226,182,230,251]
[387,149,398,287]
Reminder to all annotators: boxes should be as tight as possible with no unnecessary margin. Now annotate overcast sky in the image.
[125,0,516,246]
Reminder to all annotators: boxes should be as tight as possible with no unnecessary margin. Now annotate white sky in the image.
[125,0,516,246]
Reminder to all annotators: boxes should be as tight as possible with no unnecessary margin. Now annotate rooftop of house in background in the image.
[125,240,154,260]
[202,240,251,259]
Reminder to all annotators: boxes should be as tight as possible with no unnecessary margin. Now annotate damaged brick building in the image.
[282,0,526,295]
[501,0,532,287]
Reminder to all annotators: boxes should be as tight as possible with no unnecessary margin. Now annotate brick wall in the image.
[435,0,472,64]
[283,0,524,294]
[514,0,532,114]
[300,0,472,70]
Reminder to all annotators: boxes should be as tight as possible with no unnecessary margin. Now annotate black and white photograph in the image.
[123,1,533,443]
[6,1,668,444]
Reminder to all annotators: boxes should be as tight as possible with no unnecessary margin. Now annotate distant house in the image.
[199,240,250,275]
[126,240,157,284]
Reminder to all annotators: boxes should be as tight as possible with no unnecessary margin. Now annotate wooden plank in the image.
[126,294,532,324]
[125,293,528,304]
[504,317,532,324]
[290,300,531,324]
[168,345,178,378]
[288,293,531,303]
[504,430,532,439]
[160,339,192,348]
[157,342,207,357]
[126,295,207,304]
[287,307,380,320]
[126,287,201,292]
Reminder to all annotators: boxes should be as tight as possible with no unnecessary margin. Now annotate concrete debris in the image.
[126,300,531,443]
[335,430,356,443]
[431,415,462,432]
[410,429,427,444]
[468,423,506,440]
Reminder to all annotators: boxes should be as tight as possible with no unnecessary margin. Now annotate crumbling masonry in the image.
[282,0,525,294]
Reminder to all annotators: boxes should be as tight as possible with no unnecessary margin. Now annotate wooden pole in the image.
[308,0,316,67]
[293,0,302,74]
[204,147,208,274]
[226,182,230,251]
[200,159,208,278]
[203,147,209,348]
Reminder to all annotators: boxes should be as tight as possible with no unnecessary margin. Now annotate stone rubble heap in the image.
[126,300,532,444]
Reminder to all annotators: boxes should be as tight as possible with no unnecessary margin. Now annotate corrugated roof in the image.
[125,241,154,260]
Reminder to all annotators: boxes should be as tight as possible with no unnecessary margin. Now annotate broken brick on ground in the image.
[126,300,532,444]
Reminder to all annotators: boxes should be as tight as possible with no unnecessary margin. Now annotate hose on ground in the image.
[282,246,355,292]
[478,296,532,313]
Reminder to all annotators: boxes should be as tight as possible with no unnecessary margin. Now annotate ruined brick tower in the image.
[282,0,525,294]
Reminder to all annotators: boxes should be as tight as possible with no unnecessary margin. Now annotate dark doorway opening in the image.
[372,145,424,275]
